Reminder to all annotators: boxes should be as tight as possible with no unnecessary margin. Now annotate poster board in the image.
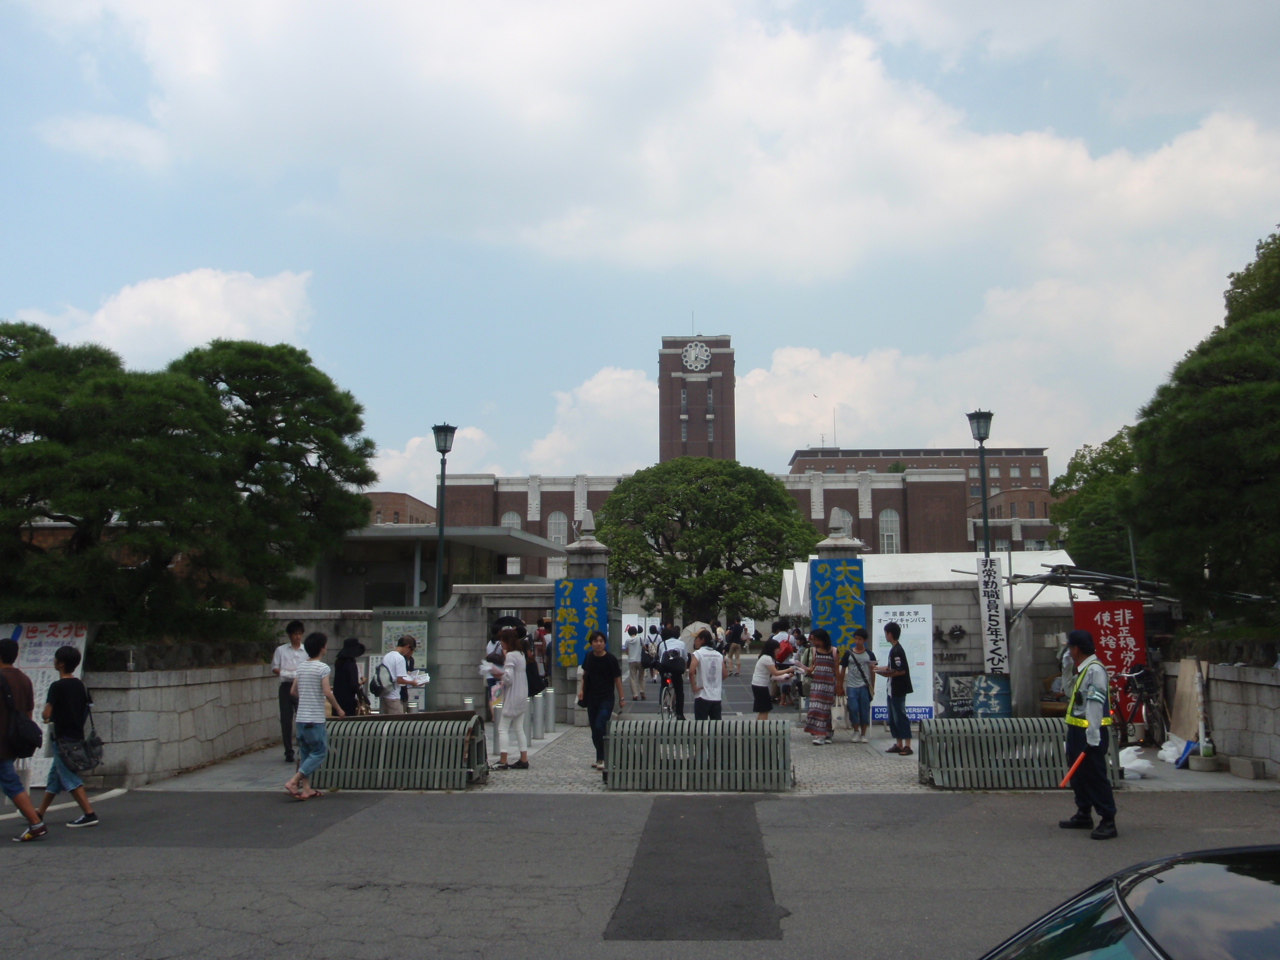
[381,620,429,655]
[556,578,606,667]
[1071,601,1146,721]
[1,622,89,790]
[808,558,866,653]
[870,605,934,722]
[978,557,1008,674]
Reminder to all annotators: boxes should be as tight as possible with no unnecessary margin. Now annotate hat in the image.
[337,637,366,659]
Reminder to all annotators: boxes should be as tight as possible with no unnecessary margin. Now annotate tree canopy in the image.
[1128,308,1280,609]
[1048,426,1139,576]
[1224,226,1280,325]
[596,457,820,623]
[0,325,376,638]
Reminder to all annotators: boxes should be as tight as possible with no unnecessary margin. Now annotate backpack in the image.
[660,642,684,668]
[368,662,395,697]
[525,656,547,697]
[0,672,43,759]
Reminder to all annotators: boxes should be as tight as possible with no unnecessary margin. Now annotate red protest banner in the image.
[1072,601,1146,720]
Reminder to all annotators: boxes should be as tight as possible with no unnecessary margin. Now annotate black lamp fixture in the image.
[966,409,994,559]
[432,423,457,607]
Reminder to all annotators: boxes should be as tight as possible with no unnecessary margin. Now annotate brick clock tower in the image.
[658,335,736,462]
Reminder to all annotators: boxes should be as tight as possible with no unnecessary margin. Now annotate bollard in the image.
[492,702,503,756]
[523,702,532,747]
[531,692,545,740]
[544,687,556,734]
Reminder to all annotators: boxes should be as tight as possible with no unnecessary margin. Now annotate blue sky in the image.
[3,1,1279,498]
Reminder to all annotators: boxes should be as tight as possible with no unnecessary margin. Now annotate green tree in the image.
[596,458,820,623]
[1225,226,1280,325]
[1128,309,1280,609]
[170,340,377,606]
[1049,427,1139,576]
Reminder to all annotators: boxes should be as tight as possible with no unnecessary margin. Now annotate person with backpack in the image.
[1,637,46,842]
[724,618,745,676]
[624,626,646,701]
[654,626,689,721]
[839,628,877,742]
[35,645,99,827]
[374,636,422,714]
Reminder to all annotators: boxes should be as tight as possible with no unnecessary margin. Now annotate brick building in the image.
[658,335,736,461]
[366,491,436,526]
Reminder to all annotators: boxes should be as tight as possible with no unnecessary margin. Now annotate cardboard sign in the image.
[1072,601,1146,720]
[808,558,866,653]
[556,578,606,667]
[870,605,934,722]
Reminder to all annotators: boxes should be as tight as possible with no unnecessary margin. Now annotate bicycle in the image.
[1113,664,1168,748]
[658,669,677,719]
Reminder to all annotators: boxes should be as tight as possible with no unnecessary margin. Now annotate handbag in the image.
[0,673,43,759]
[56,704,104,773]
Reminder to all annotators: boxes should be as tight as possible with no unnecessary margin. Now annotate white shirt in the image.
[691,647,724,702]
[752,652,778,687]
[272,643,307,681]
[295,660,330,723]
[625,633,643,661]
[500,651,529,717]
[771,630,789,646]
[656,637,688,665]
[381,650,410,701]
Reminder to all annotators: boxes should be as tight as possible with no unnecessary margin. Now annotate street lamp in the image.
[966,409,993,559]
[432,423,457,607]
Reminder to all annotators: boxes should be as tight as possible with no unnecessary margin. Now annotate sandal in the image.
[299,789,323,800]
[285,784,303,800]
[493,762,510,770]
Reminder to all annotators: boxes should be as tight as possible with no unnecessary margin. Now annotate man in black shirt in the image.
[873,622,914,757]
[37,645,98,827]
[578,631,624,770]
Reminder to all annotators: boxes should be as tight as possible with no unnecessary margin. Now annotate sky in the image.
[3,1,1279,500]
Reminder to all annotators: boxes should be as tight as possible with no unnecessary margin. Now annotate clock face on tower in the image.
[681,341,712,371]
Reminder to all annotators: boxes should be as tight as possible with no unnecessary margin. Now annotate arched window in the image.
[501,512,522,574]
[829,507,852,538]
[878,508,901,555]
[546,511,569,579]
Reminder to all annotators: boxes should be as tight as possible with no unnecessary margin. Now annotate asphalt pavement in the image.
[5,786,1279,959]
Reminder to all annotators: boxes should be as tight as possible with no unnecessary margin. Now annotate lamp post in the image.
[432,423,457,607]
[966,409,993,559]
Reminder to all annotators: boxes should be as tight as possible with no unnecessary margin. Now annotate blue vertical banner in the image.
[556,578,606,667]
[808,558,866,652]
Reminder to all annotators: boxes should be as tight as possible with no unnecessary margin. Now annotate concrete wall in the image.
[1167,662,1280,778]
[83,665,279,789]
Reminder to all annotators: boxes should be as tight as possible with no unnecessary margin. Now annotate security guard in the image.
[1060,629,1118,840]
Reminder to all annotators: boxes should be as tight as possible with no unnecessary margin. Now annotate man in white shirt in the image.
[689,629,728,721]
[379,636,422,715]
[624,626,646,701]
[271,620,307,763]
[655,627,689,721]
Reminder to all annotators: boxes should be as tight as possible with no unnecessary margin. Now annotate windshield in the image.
[984,883,1156,960]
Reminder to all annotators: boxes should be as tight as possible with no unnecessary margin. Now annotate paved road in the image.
[5,787,1278,959]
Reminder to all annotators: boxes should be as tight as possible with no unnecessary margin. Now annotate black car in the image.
[979,845,1280,960]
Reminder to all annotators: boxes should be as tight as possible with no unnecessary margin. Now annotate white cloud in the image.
[19,268,312,369]
[39,114,170,171]
[27,2,1280,281]
[373,426,505,499]
[522,367,658,475]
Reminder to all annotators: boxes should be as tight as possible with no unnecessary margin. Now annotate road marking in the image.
[0,788,127,821]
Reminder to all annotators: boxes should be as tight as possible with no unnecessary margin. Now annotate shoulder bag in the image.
[57,702,105,773]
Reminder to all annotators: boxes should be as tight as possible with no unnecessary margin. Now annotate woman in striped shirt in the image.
[286,633,345,800]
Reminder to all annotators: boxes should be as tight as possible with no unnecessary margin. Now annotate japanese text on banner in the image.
[556,578,606,667]
[809,559,866,653]
[978,557,1008,674]
[1072,601,1146,719]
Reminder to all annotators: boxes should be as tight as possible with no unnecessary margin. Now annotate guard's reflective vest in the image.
[1065,655,1112,728]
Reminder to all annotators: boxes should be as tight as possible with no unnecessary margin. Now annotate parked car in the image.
[979,845,1280,959]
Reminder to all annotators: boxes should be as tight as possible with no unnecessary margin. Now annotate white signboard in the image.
[978,558,1009,674]
[381,620,429,655]
[1,623,89,791]
[870,605,934,723]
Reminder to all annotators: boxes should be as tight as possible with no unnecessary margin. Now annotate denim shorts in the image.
[846,685,871,726]
[47,751,84,795]
[0,758,26,800]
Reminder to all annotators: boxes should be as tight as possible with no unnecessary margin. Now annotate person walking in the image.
[839,628,877,742]
[331,637,366,717]
[579,631,624,770]
[689,629,727,720]
[724,618,744,675]
[285,633,344,800]
[801,629,838,744]
[271,620,307,763]
[1,637,47,842]
[751,638,795,720]
[379,635,421,715]
[492,628,530,770]
[35,645,98,828]
[874,622,913,756]
[1059,630,1119,840]
[654,626,689,720]
[625,626,646,701]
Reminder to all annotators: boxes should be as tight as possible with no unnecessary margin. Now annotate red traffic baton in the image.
[1059,751,1086,788]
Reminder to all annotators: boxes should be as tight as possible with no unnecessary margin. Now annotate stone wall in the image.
[1167,661,1279,778]
[82,665,280,789]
